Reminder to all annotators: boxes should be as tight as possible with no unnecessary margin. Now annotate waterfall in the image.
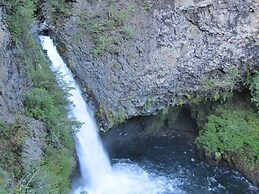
[39,35,176,194]
[39,36,111,190]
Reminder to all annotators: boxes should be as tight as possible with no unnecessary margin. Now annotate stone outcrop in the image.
[0,6,45,172]
[0,7,28,116]
[54,0,259,128]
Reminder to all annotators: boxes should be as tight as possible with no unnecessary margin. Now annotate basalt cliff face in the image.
[0,7,28,117]
[54,0,259,128]
[0,0,259,189]
[0,6,45,173]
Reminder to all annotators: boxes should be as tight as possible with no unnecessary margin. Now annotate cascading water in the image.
[39,36,171,194]
[40,35,258,194]
[39,35,111,190]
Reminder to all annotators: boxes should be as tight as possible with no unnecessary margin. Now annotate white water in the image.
[39,36,176,194]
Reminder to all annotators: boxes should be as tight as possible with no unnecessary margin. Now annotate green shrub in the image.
[144,96,156,111]
[93,36,114,56]
[25,88,60,124]
[143,0,153,11]
[3,0,35,44]
[0,119,29,185]
[196,102,259,168]
[39,0,72,24]
[75,1,135,56]
[250,72,259,110]
[22,146,74,194]
[0,165,10,190]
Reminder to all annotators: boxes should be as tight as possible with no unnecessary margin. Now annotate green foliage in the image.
[161,108,169,115]
[0,119,30,191]
[178,99,184,106]
[0,168,10,194]
[196,102,259,168]
[93,36,115,57]
[143,0,153,11]
[202,78,234,91]
[2,0,75,192]
[214,152,222,161]
[3,0,36,44]
[75,1,135,56]
[187,91,233,106]
[229,67,241,79]
[120,26,134,39]
[25,146,74,194]
[139,106,182,136]
[22,44,75,193]
[97,107,105,118]
[25,88,60,124]
[3,0,72,43]
[108,110,127,126]
[250,72,259,110]
[39,0,72,24]
[144,97,156,111]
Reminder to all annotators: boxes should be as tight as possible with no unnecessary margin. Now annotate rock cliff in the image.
[0,6,46,174]
[54,0,259,128]
[0,7,28,116]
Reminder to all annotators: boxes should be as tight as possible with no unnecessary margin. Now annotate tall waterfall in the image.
[39,35,170,194]
[39,36,111,190]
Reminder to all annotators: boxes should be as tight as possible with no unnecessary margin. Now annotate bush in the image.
[250,72,259,110]
[3,0,36,44]
[40,0,72,24]
[25,88,60,124]
[196,102,259,168]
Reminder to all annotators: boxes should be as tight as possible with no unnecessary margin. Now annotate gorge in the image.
[40,36,257,194]
[0,0,259,193]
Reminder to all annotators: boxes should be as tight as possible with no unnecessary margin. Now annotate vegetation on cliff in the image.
[0,0,258,191]
[194,73,259,185]
[0,0,75,193]
[196,100,259,164]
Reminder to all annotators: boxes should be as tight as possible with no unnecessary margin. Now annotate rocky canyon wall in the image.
[0,7,29,117]
[54,0,259,128]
